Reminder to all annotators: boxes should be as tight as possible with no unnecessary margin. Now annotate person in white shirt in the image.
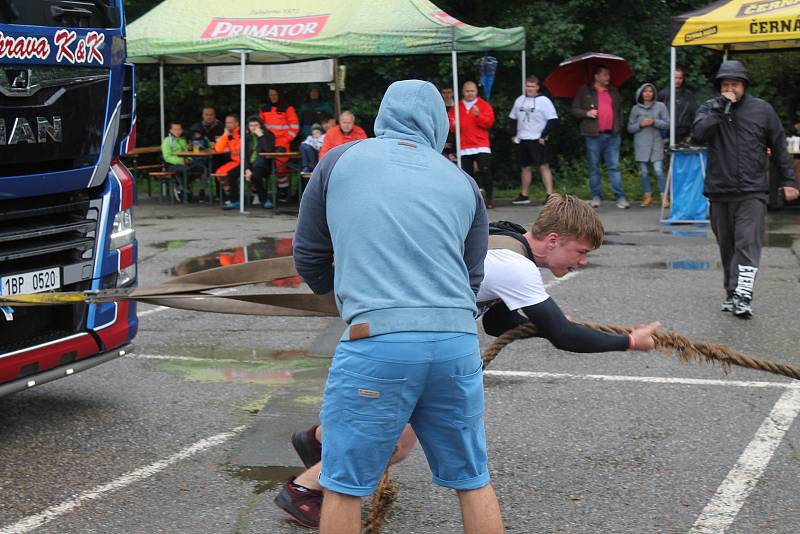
[508,75,558,204]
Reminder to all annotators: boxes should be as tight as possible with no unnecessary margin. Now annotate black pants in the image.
[226,164,272,201]
[460,152,492,201]
[709,198,766,300]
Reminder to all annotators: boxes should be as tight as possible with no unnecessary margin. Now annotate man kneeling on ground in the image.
[278,194,661,529]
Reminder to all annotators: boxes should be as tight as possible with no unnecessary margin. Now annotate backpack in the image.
[488,221,533,260]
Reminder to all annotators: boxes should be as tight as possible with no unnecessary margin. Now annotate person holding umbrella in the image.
[571,64,629,208]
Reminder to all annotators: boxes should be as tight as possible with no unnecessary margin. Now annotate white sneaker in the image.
[616,197,630,209]
[590,196,601,208]
[251,194,260,206]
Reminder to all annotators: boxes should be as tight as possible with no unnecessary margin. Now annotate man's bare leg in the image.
[320,490,360,534]
[520,166,533,197]
[539,163,554,195]
[295,425,418,491]
[458,484,504,534]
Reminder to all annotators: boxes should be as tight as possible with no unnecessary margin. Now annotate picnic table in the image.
[175,149,227,204]
[121,146,163,197]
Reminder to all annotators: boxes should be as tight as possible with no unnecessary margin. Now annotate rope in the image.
[363,464,397,533]
[481,322,800,380]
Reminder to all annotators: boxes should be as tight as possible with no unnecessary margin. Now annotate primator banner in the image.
[206,59,334,86]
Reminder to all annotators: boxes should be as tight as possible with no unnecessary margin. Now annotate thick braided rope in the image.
[363,464,397,533]
[482,322,800,380]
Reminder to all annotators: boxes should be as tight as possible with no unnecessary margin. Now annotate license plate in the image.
[1,268,61,296]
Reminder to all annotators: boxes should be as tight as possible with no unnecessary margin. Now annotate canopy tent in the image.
[668,0,800,145]
[127,0,525,213]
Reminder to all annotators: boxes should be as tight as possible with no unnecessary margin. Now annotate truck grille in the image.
[0,188,101,354]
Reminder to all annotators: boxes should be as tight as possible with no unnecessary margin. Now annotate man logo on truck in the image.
[0,116,62,144]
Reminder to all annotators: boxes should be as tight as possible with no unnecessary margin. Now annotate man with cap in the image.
[692,60,799,318]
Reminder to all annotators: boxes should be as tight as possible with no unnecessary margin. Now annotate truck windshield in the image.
[0,0,118,28]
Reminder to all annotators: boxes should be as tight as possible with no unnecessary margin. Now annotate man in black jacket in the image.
[657,67,697,143]
[692,60,799,318]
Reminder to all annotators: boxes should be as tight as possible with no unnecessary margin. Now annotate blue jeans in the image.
[300,143,319,171]
[638,160,665,194]
[585,133,624,200]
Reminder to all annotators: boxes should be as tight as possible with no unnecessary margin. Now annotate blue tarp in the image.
[665,149,709,223]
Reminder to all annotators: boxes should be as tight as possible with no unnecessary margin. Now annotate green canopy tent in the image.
[127,0,525,213]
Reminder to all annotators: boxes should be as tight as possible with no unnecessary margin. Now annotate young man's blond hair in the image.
[531,194,603,249]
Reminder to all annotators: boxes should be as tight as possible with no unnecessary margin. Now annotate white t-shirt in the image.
[476,248,550,318]
[508,95,558,141]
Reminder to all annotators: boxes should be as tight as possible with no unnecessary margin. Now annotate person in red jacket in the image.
[449,81,495,208]
[214,114,242,209]
[259,87,299,202]
[318,110,367,160]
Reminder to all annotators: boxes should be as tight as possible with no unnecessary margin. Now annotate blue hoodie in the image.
[293,80,488,340]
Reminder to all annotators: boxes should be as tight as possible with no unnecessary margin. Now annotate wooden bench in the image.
[148,171,177,204]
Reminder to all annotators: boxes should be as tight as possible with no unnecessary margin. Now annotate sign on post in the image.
[206,59,334,86]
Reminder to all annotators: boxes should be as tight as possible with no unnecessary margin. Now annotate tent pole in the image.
[669,47,676,148]
[452,50,461,169]
[239,51,247,215]
[521,49,526,94]
[333,57,341,118]
[159,61,165,140]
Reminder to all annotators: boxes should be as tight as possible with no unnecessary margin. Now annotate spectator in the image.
[161,120,207,203]
[190,106,225,141]
[293,79,497,534]
[300,123,324,173]
[318,110,367,160]
[259,87,299,202]
[627,83,669,207]
[243,116,277,209]
[658,66,697,143]
[571,64,629,209]
[692,60,800,318]
[213,114,243,210]
[449,80,496,208]
[440,86,457,161]
[298,84,333,139]
[187,124,211,151]
[508,75,557,204]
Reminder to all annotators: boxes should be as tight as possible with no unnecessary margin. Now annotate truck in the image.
[0,0,137,396]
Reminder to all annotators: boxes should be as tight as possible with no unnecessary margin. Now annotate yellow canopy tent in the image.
[668,0,800,145]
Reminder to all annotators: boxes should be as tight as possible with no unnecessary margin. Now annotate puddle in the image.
[630,260,719,270]
[157,351,329,384]
[765,233,797,248]
[231,466,305,494]
[153,239,193,250]
[168,236,300,287]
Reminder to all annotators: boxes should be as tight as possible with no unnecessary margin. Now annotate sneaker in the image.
[511,194,530,205]
[173,186,182,204]
[251,194,261,206]
[590,196,601,208]
[262,199,274,209]
[721,297,734,312]
[222,201,240,210]
[660,194,669,209]
[486,200,494,209]
[616,197,630,209]
[278,188,290,204]
[291,425,321,468]
[275,477,322,529]
[733,295,753,319]
[640,193,653,207]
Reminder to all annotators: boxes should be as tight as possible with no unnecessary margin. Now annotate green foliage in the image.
[124,0,800,194]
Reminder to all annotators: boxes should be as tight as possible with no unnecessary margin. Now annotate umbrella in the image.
[544,52,634,98]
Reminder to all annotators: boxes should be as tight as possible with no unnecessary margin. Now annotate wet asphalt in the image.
[1,196,799,534]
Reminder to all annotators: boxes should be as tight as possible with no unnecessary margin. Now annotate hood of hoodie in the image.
[635,83,658,106]
[374,80,448,152]
[715,60,749,89]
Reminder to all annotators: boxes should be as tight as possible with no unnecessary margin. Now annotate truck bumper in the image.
[0,344,132,397]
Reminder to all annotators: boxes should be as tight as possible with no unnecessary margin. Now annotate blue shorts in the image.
[319,331,489,497]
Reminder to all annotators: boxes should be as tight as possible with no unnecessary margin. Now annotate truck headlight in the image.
[110,208,135,250]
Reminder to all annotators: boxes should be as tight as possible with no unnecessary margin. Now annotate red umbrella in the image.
[544,52,634,98]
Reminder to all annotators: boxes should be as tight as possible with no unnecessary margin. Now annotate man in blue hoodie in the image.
[292,80,497,533]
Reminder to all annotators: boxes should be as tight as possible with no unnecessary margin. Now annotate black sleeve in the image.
[520,298,629,353]
[482,301,530,337]
[507,118,517,136]
[540,118,558,138]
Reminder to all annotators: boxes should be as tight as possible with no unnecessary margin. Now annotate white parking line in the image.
[0,425,247,534]
[688,387,800,534]
[484,370,797,389]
